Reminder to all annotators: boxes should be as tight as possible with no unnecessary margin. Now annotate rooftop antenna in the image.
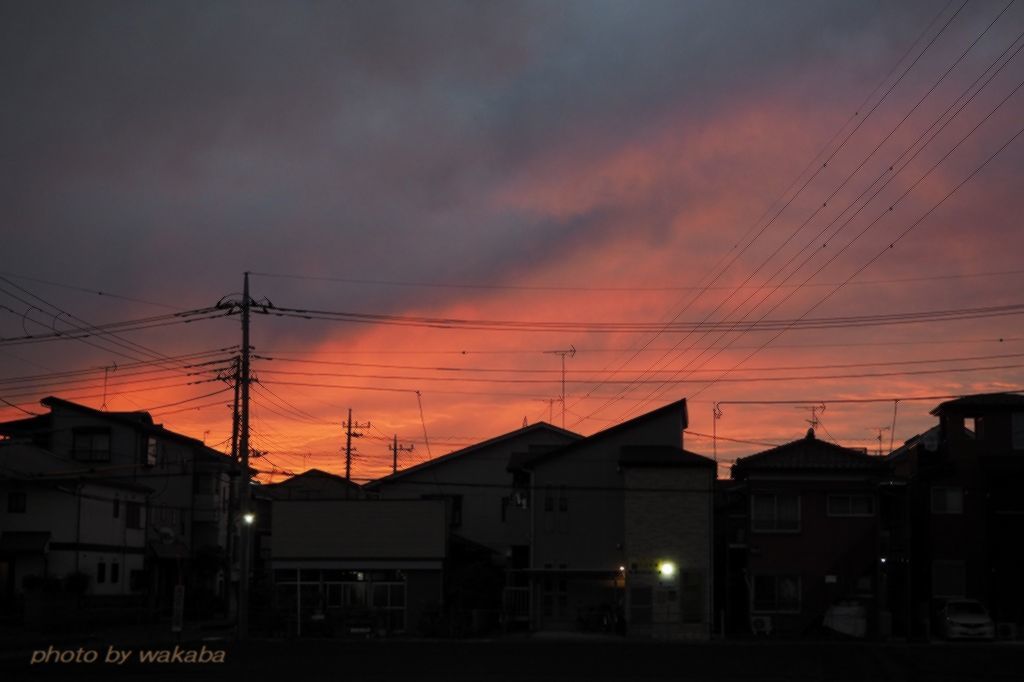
[100,363,117,410]
[868,426,891,457]
[795,403,826,433]
[543,345,575,429]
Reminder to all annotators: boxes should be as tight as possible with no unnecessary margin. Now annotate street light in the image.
[658,561,676,579]
[243,512,255,525]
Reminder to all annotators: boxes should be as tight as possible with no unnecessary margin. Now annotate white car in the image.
[940,599,995,640]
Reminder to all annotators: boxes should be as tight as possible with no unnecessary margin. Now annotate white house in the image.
[0,442,148,602]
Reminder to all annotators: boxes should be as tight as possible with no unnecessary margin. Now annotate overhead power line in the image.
[257,301,1024,334]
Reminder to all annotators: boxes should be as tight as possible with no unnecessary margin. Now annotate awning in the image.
[0,531,51,553]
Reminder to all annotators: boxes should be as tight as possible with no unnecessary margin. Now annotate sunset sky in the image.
[1,0,1023,481]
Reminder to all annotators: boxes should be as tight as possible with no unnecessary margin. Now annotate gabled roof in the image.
[509,399,688,470]
[365,422,580,489]
[38,396,232,463]
[0,413,51,436]
[619,445,715,469]
[931,392,1024,416]
[263,468,363,498]
[732,428,885,475]
[887,425,941,462]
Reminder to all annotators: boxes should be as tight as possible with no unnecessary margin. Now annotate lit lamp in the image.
[658,561,676,579]
[243,512,256,525]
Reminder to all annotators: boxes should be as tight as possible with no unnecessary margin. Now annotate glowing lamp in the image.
[658,561,676,578]
[243,512,256,525]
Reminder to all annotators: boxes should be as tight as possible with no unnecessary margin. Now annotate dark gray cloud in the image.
[0,0,997,332]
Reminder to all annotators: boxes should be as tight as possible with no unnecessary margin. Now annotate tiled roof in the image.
[732,429,885,473]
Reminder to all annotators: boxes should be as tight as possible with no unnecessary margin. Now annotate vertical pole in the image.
[713,405,717,463]
[225,356,240,618]
[345,408,353,483]
[560,354,566,429]
[392,434,398,475]
[238,273,252,640]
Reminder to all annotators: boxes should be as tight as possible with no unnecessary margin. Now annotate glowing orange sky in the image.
[1,1,1023,482]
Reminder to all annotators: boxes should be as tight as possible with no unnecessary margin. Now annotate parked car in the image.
[939,599,995,640]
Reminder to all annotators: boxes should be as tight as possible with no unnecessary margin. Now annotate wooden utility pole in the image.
[225,356,240,620]
[343,409,370,489]
[390,434,414,474]
[238,272,252,640]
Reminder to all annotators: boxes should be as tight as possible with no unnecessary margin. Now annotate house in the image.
[509,399,716,639]
[726,429,888,638]
[366,422,580,553]
[269,497,446,637]
[0,442,149,621]
[886,392,1024,639]
[365,422,581,632]
[262,468,365,501]
[0,396,241,617]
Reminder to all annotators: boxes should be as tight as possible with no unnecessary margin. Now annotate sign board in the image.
[171,584,185,633]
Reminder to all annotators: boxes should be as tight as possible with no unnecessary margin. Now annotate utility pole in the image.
[225,356,240,621]
[712,403,723,462]
[390,434,414,474]
[238,273,252,640]
[343,409,370,490]
[544,345,575,429]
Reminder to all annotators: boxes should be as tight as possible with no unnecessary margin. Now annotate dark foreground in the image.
[3,635,1023,682]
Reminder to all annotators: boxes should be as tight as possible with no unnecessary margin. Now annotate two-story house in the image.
[0,396,239,616]
[0,441,149,621]
[365,422,580,630]
[887,393,1024,639]
[728,429,888,638]
[510,399,716,639]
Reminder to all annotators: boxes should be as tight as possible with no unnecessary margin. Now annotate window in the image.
[111,563,120,584]
[751,493,800,532]
[752,575,801,613]
[827,494,875,517]
[7,491,26,513]
[72,428,111,462]
[450,495,463,528]
[973,417,985,441]
[931,487,963,514]
[932,560,966,598]
[126,502,143,529]
[97,562,107,584]
[112,499,120,518]
[146,437,158,467]
[195,474,216,495]
[681,571,704,624]
[372,583,406,632]
[1013,413,1024,450]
